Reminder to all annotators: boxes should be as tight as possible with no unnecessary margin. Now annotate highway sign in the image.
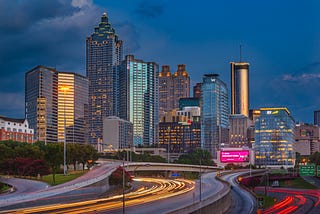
[317,165,320,177]
[300,164,316,176]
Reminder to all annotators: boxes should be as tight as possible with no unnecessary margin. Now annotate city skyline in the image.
[0,0,320,123]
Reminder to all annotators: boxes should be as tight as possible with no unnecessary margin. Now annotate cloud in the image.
[282,62,320,82]
[134,0,165,18]
[0,0,105,117]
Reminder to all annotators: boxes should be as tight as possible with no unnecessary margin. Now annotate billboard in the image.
[220,150,250,163]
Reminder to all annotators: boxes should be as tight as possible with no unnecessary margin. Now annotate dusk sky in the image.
[0,0,319,123]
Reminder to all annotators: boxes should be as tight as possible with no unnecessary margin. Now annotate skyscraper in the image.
[119,55,159,146]
[25,66,58,143]
[158,64,190,119]
[159,65,173,119]
[254,107,295,168]
[230,62,249,117]
[201,74,229,158]
[86,13,123,145]
[173,64,190,109]
[58,72,88,144]
[25,66,88,144]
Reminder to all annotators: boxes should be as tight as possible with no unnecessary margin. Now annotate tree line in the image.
[0,140,99,183]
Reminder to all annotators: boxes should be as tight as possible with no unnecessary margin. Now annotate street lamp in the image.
[60,86,70,176]
[167,126,171,163]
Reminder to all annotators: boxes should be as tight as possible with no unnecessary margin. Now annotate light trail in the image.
[2,177,195,214]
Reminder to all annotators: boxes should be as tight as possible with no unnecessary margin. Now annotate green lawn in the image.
[278,177,317,189]
[42,171,87,186]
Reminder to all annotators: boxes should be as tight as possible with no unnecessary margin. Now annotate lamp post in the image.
[60,86,69,176]
[122,159,125,214]
[167,126,171,164]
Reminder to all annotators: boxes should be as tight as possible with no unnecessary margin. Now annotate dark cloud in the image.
[134,0,165,18]
[0,0,102,117]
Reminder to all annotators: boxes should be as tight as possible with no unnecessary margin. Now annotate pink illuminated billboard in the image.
[220,150,250,163]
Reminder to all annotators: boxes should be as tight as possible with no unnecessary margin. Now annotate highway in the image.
[221,171,257,214]
[1,177,195,214]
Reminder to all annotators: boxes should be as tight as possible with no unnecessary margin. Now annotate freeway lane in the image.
[221,171,257,214]
[1,177,195,214]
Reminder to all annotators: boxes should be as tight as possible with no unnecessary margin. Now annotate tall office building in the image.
[25,66,88,144]
[201,74,229,158]
[58,72,88,144]
[86,12,123,145]
[25,66,58,143]
[254,108,295,168]
[173,64,190,109]
[159,65,173,119]
[119,55,159,146]
[158,64,190,119]
[230,62,249,117]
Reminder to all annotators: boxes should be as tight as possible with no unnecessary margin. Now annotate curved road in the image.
[221,171,257,214]
[2,177,195,213]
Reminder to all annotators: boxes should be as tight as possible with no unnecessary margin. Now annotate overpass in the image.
[124,162,222,173]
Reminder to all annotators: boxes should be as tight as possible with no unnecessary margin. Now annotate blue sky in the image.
[0,0,319,123]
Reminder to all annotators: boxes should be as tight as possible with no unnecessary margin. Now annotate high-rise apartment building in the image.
[86,13,123,145]
[231,62,249,117]
[119,55,159,146]
[158,64,190,119]
[25,66,88,144]
[201,74,229,158]
[254,107,295,168]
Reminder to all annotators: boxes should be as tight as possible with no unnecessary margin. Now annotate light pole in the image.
[122,159,125,214]
[61,86,69,176]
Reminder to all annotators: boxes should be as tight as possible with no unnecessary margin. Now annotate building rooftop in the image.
[0,116,25,124]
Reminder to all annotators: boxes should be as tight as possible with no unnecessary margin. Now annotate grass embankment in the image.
[278,177,317,189]
[41,170,87,186]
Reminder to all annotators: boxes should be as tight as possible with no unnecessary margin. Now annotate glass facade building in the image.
[25,66,58,143]
[201,74,229,158]
[119,55,159,146]
[231,62,249,117]
[254,108,295,168]
[25,66,88,144]
[86,13,123,145]
[58,72,88,144]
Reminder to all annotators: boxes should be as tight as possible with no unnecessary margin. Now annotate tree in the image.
[44,143,63,184]
[309,151,320,165]
[175,149,214,166]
